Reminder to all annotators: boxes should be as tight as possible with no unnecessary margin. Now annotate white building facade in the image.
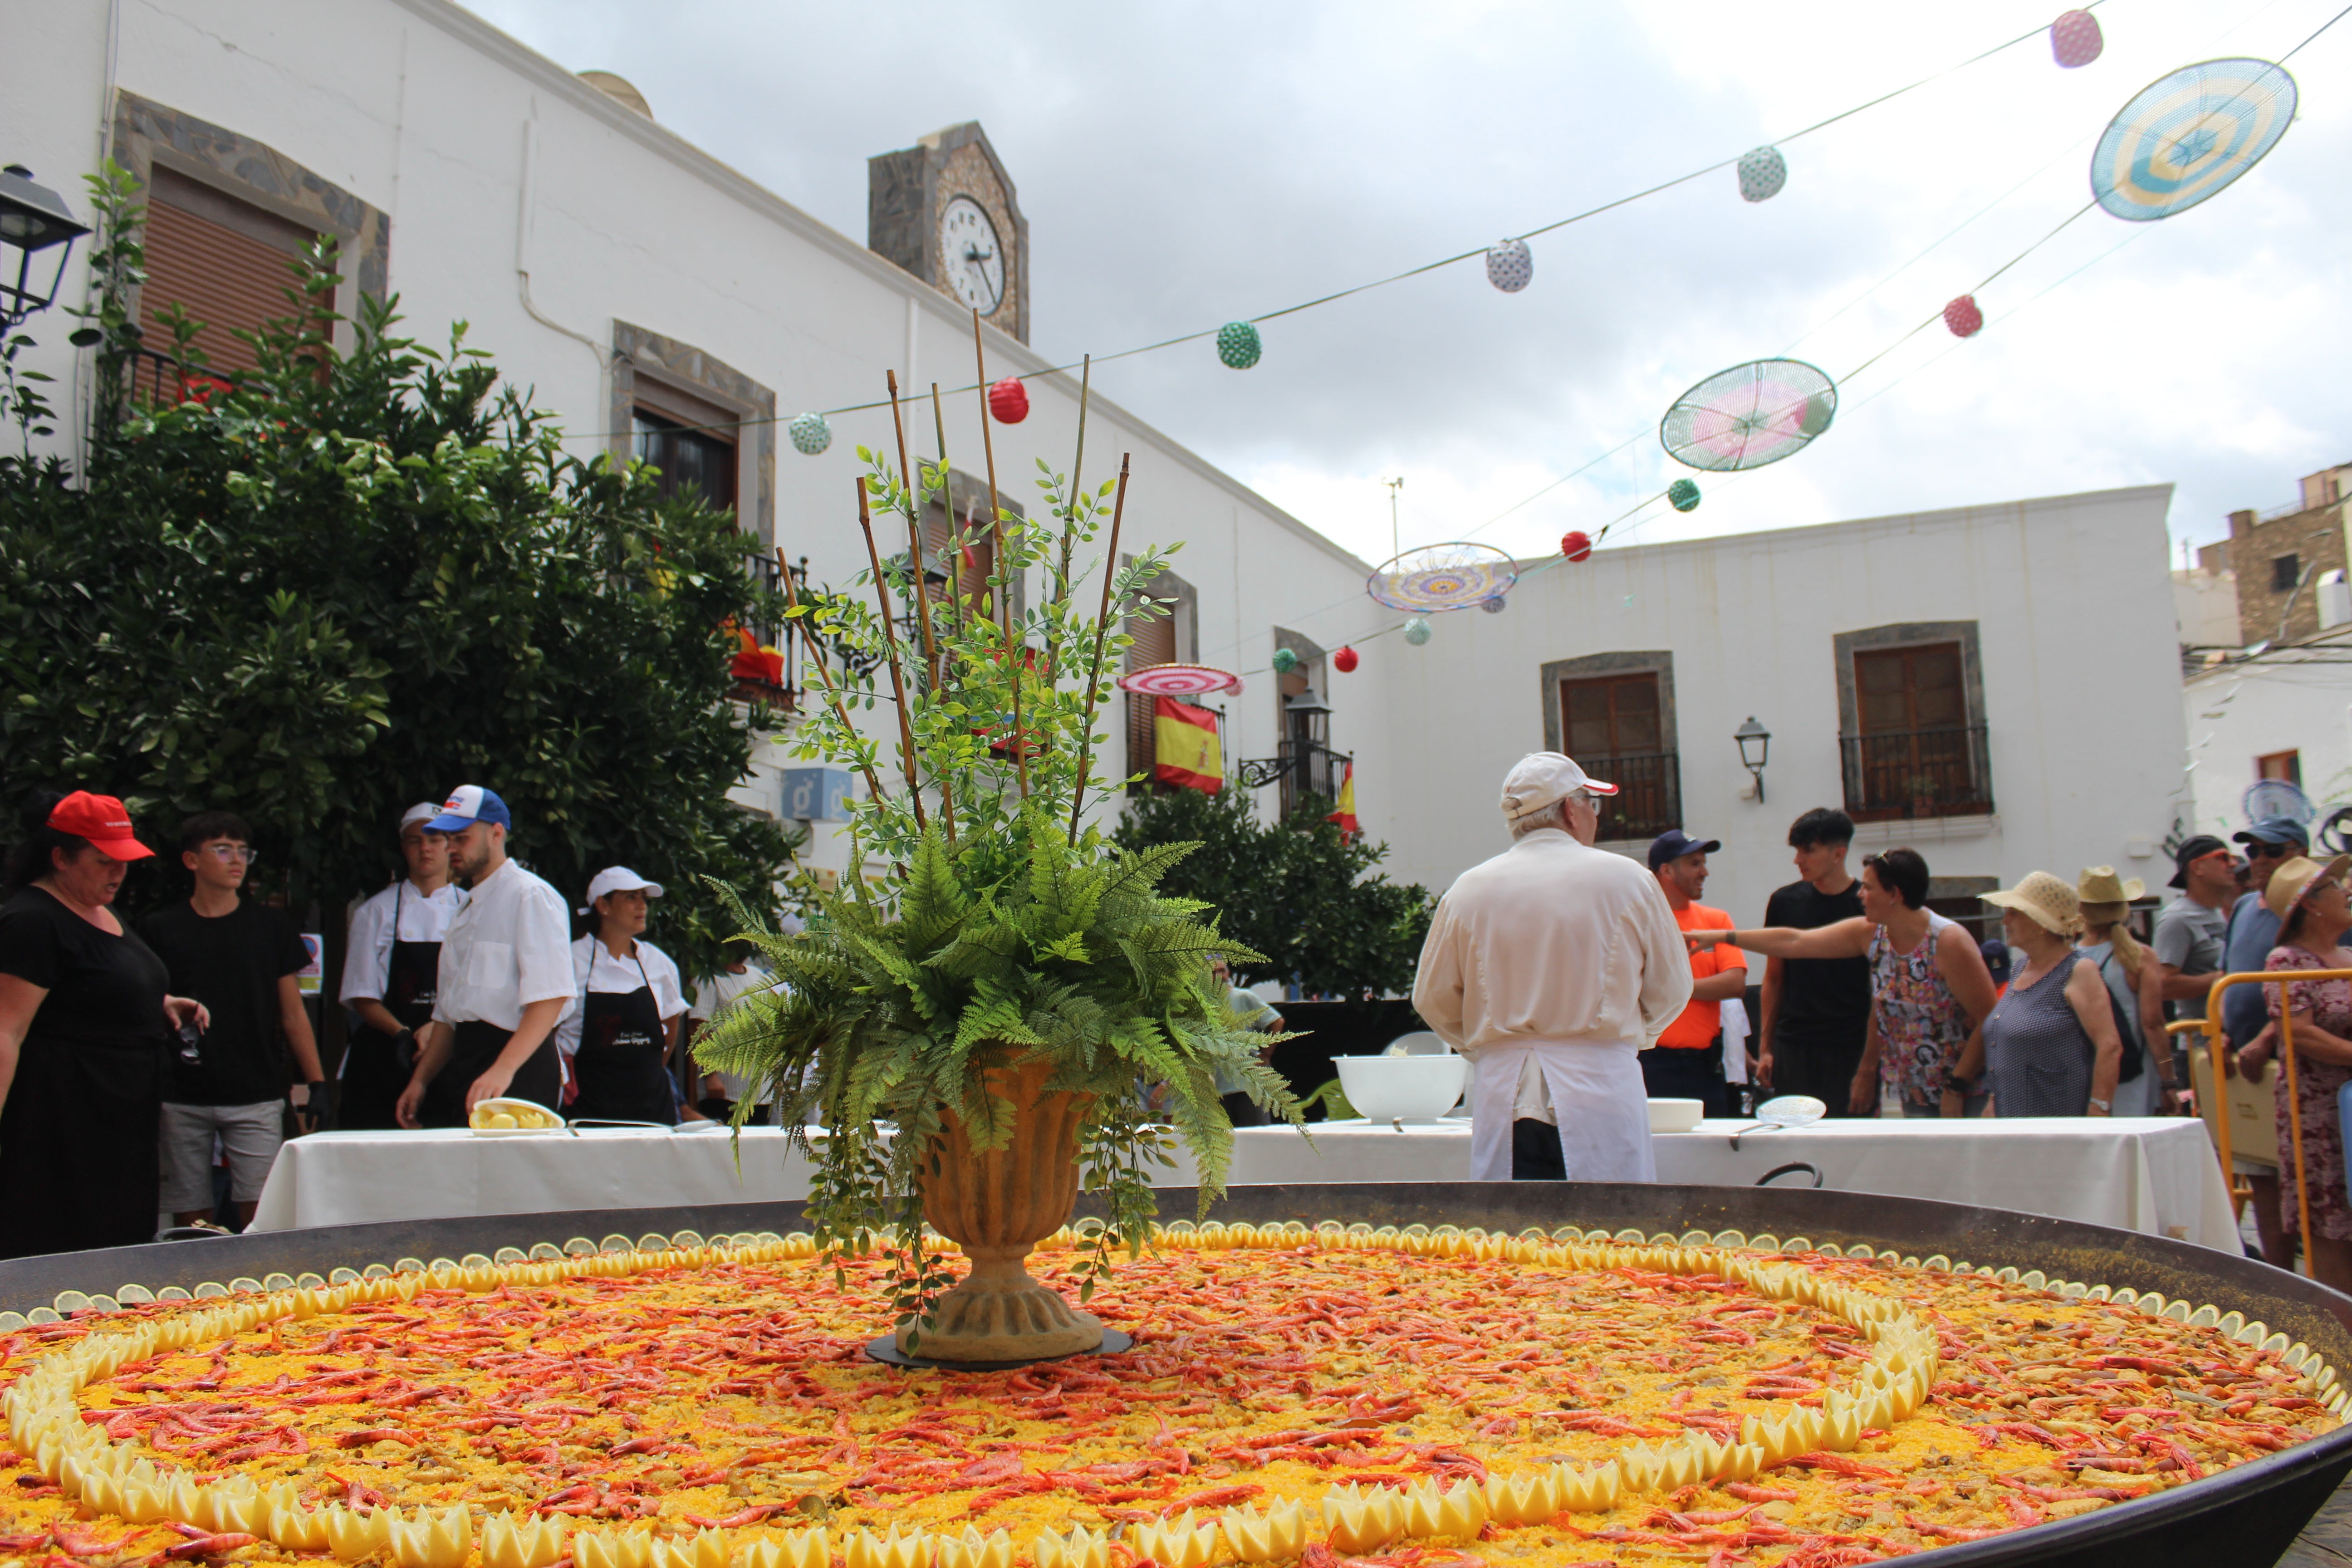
[7,1,2196,933]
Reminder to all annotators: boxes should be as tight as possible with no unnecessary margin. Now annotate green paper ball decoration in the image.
[787,412,832,456]
[1737,146,1787,203]
[1485,238,1533,293]
[1667,478,1702,513]
[1271,647,1299,675]
[1217,321,1263,370]
[1403,617,1433,647]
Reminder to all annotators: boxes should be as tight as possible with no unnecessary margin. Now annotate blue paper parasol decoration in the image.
[1660,358,1837,472]
[2090,59,2296,222]
[1367,542,1519,612]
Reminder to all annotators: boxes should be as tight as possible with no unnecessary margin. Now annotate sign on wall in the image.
[781,768,854,822]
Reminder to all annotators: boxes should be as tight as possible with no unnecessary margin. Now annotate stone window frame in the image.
[1122,565,1202,795]
[109,89,391,357]
[1538,651,1679,847]
[609,322,777,550]
[1831,620,1986,740]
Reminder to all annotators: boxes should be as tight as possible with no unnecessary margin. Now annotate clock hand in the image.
[962,245,995,264]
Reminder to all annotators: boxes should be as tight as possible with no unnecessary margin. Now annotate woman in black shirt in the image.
[0,792,208,1257]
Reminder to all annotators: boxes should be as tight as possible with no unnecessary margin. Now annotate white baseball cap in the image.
[399,802,443,831]
[1499,751,1618,822]
[583,866,665,910]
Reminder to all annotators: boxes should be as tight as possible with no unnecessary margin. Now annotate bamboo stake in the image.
[779,547,890,809]
[1067,454,1132,847]
[929,382,963,653]
[1043,354,1093,682]
[971,307,1029,799]
[888,372,955,844]
[856,477,926,831]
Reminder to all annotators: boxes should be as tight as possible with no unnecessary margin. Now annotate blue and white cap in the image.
[428,784,512,833]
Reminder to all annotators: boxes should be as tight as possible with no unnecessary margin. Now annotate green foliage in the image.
[1111,781,1434,1009]
[0,161,800,975]
[700,434,1305,1335]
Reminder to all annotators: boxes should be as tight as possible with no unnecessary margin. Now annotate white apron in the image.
[1467,1039,1655,1183]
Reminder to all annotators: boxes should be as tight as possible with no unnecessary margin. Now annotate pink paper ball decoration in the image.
[1560,530,1593,563]
[987,377,1030,424]
[2051,10,2102,68]
[1943,295,1984,339]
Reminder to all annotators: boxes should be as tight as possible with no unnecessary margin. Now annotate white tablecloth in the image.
[252,1117,2237,1251]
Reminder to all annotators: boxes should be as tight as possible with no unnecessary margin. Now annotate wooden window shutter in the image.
[1125,594,1177,785]
[140,168,322,380]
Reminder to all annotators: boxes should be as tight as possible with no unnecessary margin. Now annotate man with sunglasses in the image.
[2151,834,2240,1046]
[137,812,325,1229]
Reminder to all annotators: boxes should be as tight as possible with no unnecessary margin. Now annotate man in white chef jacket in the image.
[1412,753,1692,1183]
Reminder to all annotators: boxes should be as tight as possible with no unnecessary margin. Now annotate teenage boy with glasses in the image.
[136,812,324,1228]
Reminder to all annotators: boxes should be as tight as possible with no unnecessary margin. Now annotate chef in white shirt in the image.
[552,867,689,1125]
[1412,752,1692,1183]
[686,940,779,1122]
[394,786,575,1127]
[338,803,468,1129]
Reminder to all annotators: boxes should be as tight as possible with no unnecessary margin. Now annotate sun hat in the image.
[582,866,666,912]
[1499,752,1618,823]
[427,784,512,833]
[46,792,152,861]
[1982,870,2083,937]
[2077,865,2146,918]
[2263,854,2352,921]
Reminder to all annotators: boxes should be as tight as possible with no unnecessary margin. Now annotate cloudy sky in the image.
[465,0,2349,569]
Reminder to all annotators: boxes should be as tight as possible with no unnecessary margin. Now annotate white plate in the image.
[468,1125,570,1138]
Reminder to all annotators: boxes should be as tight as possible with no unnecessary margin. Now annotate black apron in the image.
[569,952,676,1125]
[419,1020,563,1128]
[341,883,441,1131]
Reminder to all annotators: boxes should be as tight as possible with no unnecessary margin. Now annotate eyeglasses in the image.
[205,844,259,864]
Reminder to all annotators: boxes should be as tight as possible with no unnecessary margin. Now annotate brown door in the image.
[1850,643,1980,818]
[1558,672,1676,839]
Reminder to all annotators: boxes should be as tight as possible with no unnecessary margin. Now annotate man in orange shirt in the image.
[1644,830,1747,1117]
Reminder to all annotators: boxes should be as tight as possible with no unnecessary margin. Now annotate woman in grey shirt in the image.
[1960,872,2124,1117]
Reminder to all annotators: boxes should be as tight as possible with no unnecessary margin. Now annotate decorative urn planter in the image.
[899,1056,1105,1361]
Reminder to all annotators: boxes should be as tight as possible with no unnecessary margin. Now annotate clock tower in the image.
[868,122,1029,343]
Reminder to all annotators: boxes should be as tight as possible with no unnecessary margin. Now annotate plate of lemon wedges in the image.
[468,1098,567,1136]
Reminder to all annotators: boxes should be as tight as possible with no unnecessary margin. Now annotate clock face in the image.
[939,195,1005,315]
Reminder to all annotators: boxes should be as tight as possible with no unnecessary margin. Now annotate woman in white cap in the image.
[337,804,466,1129]
[553,867,688,1125]
[2236,853,2352,1289]
[1962,871,2123,1118]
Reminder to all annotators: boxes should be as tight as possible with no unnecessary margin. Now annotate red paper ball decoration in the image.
[1943,294,1984,339]
[1560,530,1593,563]
[987,377,1030,424]
[2050,9,2102,68]
[1333,646,1359,674]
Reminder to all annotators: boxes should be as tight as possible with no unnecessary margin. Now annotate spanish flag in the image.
[1327,761,1359,839]
[1152,697,1224,794]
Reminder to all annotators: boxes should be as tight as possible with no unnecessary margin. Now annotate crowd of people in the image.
[1414,752,2352,1267]
[0,784,775,1259]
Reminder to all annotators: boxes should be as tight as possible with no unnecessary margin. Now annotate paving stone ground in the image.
[2283,1476,2352,1566]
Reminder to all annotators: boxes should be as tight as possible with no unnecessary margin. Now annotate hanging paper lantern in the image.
[1667,478,1702,513]
[1270,647,1299,675]
[1216,321,1263,369]
[1736,146,1787,203]
[1943,294,1984,338]
[1480,595,1507,614]
[1333,646,1359,673]
[1560,530,1593,562]
[2050,10,2102,68]
[1403,617,1432,647]
[1485,238,1533,293]
[1661,358,1838,471]
[987,377,1030,424]
[787,412,832,456]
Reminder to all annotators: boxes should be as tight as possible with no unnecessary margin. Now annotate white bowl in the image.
[1646,1097,1705,1134]
[1334,1053,1468,1122]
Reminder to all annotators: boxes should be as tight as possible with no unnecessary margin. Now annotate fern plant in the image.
[698,354,1303,1333]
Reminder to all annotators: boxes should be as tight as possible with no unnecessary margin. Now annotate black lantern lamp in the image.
[0,167,91,332]
[1285,685,1333,744]
[1734,715,1771,803]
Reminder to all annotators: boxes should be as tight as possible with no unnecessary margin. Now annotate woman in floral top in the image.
[2239,853,2352,1292]
[1685,848,1999,1117]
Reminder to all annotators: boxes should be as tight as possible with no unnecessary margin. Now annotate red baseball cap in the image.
[47,792,153,861]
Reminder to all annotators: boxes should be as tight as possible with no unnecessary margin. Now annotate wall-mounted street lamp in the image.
[1735,715,1771,803]
[0,167,91,332]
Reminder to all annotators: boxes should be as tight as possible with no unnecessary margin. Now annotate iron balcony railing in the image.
[1589,751,1681,843]
[1276,737,1352,818]
[1840,724,1994,822]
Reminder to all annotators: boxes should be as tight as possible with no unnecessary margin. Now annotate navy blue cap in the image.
[1648,829,1722,872]
[2234,815,2310,851]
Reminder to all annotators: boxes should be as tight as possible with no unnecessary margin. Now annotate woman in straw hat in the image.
[2236,853,2352,1289]
[1960,872,2123,1117]
[2078,867,2173,1117]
